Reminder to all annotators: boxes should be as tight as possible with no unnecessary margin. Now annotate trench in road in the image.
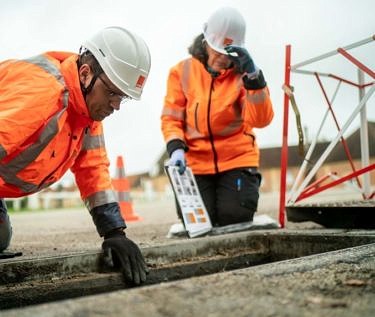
[1,230,375,310]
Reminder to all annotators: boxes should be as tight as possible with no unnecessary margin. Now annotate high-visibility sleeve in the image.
[161,66,187,144]
[71,122,117,210]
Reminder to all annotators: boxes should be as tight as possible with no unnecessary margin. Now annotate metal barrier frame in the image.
[279,35,375,228]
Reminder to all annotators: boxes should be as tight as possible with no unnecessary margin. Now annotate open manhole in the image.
[1,230,375,310]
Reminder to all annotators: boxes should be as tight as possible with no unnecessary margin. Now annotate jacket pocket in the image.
[194,102,200,132]
[243,131,256,147]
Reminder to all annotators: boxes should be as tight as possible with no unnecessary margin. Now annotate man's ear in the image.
[79,64,93,87]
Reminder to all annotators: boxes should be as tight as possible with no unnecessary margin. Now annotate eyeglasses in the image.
[98,75,132,103]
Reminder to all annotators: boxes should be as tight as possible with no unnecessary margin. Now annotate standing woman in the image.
[161,7,274,227]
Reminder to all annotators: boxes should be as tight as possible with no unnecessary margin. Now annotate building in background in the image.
[136,121,375,196]
[8,122,374,210]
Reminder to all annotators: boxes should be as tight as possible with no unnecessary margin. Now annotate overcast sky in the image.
[0,0,374,178]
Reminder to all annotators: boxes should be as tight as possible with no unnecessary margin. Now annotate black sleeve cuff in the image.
[90,202,126,237]
[166,139,189,157]
[243,70,267,90]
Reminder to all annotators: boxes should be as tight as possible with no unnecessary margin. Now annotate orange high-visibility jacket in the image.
[161,57,274,174]
[0,52,117,210]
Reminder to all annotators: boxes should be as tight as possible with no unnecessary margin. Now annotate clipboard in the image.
[165,165,212,238]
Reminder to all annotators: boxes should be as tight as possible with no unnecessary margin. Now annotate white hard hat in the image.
[203,7,246,55]
[83,26,151,100]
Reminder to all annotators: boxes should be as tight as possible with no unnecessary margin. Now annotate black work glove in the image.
[224,45,258,76]
[102,230,149,285]
[225,45,267,90]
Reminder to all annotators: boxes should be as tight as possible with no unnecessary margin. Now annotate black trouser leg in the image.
[194,174,218,225]
[0,198,12,252]
[195,168,261,227]
[174,197,183,221]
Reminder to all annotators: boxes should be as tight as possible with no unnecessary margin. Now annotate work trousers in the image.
[176,167,262,227]
[0,199,12,252]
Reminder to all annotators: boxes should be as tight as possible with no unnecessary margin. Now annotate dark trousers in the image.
[176,168,261,227]
[0,198,12,252]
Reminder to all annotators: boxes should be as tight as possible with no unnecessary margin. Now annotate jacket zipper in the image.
[207,78,219,173]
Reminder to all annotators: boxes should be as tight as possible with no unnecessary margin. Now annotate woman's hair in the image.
[188,34,208,64]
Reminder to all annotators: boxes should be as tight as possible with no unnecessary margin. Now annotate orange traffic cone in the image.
[112,155,142,222]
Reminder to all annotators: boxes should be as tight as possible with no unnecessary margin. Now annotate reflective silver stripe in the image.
[117,191,131,202]
[0,108,67,192]
[0,166,54,193]
[84,190,118,211]
[186,107,243,138]
[216,101,243,136]
[246,90,267,104]
[23,55,70,111]
[185,123,204,140]
[161,59,191,120]
[82,134,105,150]
[0,145,6,160]
[217,118,243,136]
[114,167,126,179]
[180,59,191,96]
[24,55,64,84]
[161,107,185,120]
[0,54,69,194]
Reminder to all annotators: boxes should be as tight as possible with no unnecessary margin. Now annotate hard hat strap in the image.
[77,47,104,98]
[81,74,99,99]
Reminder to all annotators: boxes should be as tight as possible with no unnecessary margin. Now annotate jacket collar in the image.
[47,52,92,125]
[192,57,234,79]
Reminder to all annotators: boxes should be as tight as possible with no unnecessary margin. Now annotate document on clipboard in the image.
[165,165,212,238]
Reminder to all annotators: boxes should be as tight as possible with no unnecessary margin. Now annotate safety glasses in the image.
[98,75,132,103]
